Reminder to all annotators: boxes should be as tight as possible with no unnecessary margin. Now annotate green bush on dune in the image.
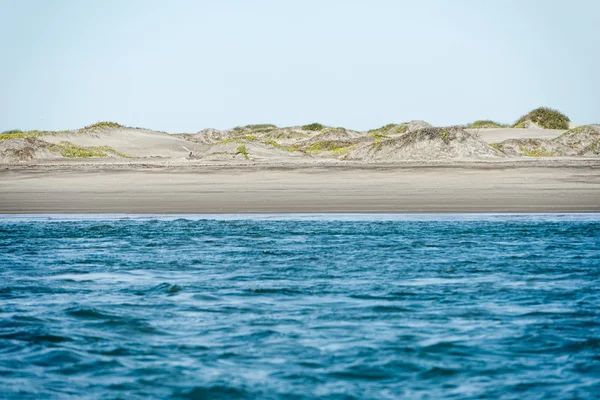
[301,123,325,131]
[236,145,249,159]
[467,120,506,129]
[513,107,570,130]
[83,121,124,130]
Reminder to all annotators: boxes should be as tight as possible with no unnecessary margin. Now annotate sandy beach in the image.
[1,160,599,213]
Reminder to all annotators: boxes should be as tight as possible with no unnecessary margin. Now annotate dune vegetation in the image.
[513,107,570,130]
[301,123,325,131]
[49,141,129,158]
[467,120,507,129]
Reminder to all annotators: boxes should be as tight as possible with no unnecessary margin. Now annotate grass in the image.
[395,124,408,134]
[301,123,325,131]
[1,121,126,141]
[368,124,396,134]
[83,121,124,130]
[237,145,249,160]
[467,120,506,129]
[49,142,129,158]
[519,145,555,157]
[332,144,357,156]
[306,140,354,154]
[320,127,347,135]
[440,129,450,141]
[370,132,388,139]
[244,124,277,130]
[261,140,297,152]
[557,125,589,138]
[513,107,570,130]
[0,129,71,141]
[489,143,504,152]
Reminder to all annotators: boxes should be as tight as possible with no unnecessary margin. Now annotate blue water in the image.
[1,214,599,399]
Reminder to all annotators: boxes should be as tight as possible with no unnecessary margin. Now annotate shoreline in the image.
[1,161,599,214]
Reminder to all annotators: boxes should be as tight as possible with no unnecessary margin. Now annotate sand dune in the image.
[0,119,597,165]
[40,127,197,158]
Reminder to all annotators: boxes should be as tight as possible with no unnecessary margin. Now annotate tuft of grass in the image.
[468,120,506,129]
[306,140,354,154]
[368,124,396,134]
[244,124,277,130]
[370,132,388,139]
[1,129,23,135]
[244,135,257,141]
[513,107,570,130]
[440,129,450,141]
[237,145,249,160]
[261,140,296,152]
[332,144,357,156]
[216,138,236,144]
[557,125,587,138]
[301,123,325,131]
[489,143,504,152]
[83,121,124,130]
[0,129,72,141]
[395,124,408,134]
[49,141,129,158]
[519,145,554,157]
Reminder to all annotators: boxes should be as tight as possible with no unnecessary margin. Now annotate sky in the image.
[1,0,598,132]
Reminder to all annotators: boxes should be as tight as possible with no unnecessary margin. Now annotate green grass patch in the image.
[468,120,505,129]
[513,107,570,130]
[306,140,354,154]
[301,123,325,131]
[216,138,236,144]
[261,140,296,152]
[519,145,554,157]
[244,124,277,130]
[440,129,450,141]
[395,124,408,134]
[370,132,388,139]
[237,145,249,160]
[332,144,357,156]
[489,143,504,152]
[83,121,124,130]
[0,129,71,141]
[49,142,128,158]
[368,124,396,134]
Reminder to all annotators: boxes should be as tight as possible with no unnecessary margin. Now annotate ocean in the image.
[1,214,599,399]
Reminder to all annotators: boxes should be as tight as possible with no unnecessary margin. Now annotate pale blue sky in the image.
[1,0,598,132]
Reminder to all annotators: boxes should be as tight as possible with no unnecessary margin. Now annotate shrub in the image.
[513,107,570,130]
[83,121,124,130]
[468,120,505,129]
[244,124,277,130]
[237,145,249,159]
[1,129,23,135]
[301,123,325,131]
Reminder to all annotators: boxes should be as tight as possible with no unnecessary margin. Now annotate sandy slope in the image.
[41,128,200,158]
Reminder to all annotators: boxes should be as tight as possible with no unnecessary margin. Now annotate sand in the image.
[1,160,599,213]
[469,128,566,144]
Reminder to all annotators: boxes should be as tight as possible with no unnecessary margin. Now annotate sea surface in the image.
[1,214,599,399]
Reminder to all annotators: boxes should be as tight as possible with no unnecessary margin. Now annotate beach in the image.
[2,160,599,213]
